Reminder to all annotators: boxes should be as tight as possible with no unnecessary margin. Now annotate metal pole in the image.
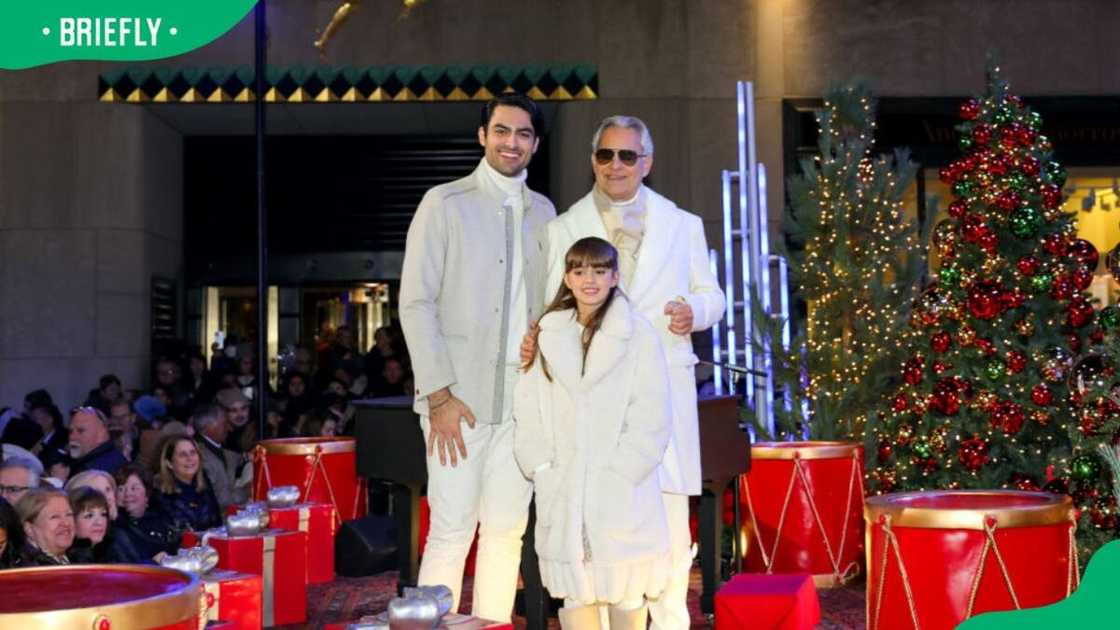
[254,0,269,437]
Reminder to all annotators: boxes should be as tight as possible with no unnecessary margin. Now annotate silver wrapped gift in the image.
[226,510,264,536]
[267,485,301,508]
[345,613,390,630]
[240,501,271,528]
[403,585,453,618]
[387,592,441,630]
[158,545,220,575]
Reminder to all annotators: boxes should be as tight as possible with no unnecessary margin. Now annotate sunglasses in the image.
[594,148,646,167]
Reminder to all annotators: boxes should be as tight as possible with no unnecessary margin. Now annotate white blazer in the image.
[400,162,556,421]
[514,297,672,589]
[543,186,725,494]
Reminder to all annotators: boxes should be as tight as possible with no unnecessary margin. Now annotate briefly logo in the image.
[48,17,172,48]
[0,1,257,70]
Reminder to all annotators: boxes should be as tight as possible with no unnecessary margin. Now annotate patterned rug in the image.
[276,569,867,629]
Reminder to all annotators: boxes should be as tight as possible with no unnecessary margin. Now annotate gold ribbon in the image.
[870,515,920,630]
[303,445,344,527]
[298,506,310,532]
[963,517,1021,618]
[744,449,863,584]
[262,534,276,627]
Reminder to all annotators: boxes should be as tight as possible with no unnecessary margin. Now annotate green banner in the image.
[0,1,257,70]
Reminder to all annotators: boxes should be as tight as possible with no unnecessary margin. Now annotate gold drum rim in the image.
[0,564,201,630]
[865,489,1073,530]
[259,436,356,455]
[751,440,863,460]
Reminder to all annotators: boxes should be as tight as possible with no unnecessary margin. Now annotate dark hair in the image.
[527,237,621,381]
[99,374,121,390]
[23,389,53,409]
[114,463,154,498]
[0,497,26,566]
[30,403,64,432]
[67,485,110,516]
[481,93,544,137]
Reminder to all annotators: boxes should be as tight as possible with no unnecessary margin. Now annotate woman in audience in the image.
[66,486,112,563]
[29,403,68,471]
[0,497,26,569]
[66,469,119,520]
[15,488,75,566]
[151,435,221,534]
[112,464,178,563]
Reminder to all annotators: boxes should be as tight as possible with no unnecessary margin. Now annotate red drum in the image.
[742,441,865,586]
[865,490,1077,630]
[0,564,203,630]
[253,437,362,522]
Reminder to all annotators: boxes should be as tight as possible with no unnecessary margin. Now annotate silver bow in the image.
[385,584,454,629]
[159,545,220,575]
[226,510,265,536]
[267,485,301,508]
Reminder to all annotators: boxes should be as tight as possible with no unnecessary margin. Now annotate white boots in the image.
[557,604,649,630]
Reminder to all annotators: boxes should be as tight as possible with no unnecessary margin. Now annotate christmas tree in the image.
[758,83,928,440]
[867,64,1120,554]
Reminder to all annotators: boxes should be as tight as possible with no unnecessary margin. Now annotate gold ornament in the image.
[1015,317,1035,337]
[960,269,978,289]
[1032,410,1050,426]
[896,423,914,445]
[973,389,997,412]
[981,255,1005,274]
[958,325,977,347]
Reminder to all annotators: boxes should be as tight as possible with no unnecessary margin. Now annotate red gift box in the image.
[324,614,513,630]
[268,502,337,584]
[200,528,308,627]
[714,573,820,630]
[201,569,262,630]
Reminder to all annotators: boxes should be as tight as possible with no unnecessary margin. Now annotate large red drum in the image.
[253,436,362,522]
[742,441,865,586]
[0,564,204,630]
[865,490,1077,630]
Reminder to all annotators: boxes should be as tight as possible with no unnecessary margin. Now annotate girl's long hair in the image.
[527,237,621,381]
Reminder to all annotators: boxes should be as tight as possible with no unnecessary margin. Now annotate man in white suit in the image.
[399,94,556,620]
[529,115,725,629]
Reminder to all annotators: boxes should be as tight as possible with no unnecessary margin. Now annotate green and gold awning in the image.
[98,64,598,103]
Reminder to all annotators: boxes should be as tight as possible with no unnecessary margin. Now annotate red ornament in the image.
[1068,333,1082,354]
[978,230,999,254]
[933,360,951,375]
[1032,383,1054,406]
[958,436,990,472]
[878,440,893,463]
[1041,184,1062,209]
[995,190,1020,213]
[1017,256,1041,276]
[1072,267,1094,290]
[974,338,996,356]
[1068,299,1095,328]
[903,357,924,385]
[1000,288,1026,309]
[932,379,962,416]
[990,401,1025,434]
[892,394,908,412]
[1043,234,1067,256]
[1020,155,1040,176]
[948,199,969,218]
[961,214,987,243]
[952,376,974,399]
[1080,406,1104,436]
[930,331,952,353]
[1050,275,1074,301]
[959,99,981,120]
[1009,473,1041,491]
[1069,239,1100,269]
[972,124,993,145]
[1006,351,1027,373]
[967,282,1003,320]
[939,166,955,184]
[1091,328,1105,344]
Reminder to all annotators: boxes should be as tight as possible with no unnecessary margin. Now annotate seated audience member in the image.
[84,374,123,414]
[192,404,249,509]
[133,395,167,430]
[67,486,112,563]
[185,349,212,404]
[0,497,26,569]
[151,435,222,534]
[65,470,119,520]
[154,357,191,419]
[67,407,127,477]
[0,407,17,439]
[1,457,41,505]
[364,325,399,388]
[15,488,75,565]
[216,388,256,454]
[108,400,139,448]
[112,464,178,563]
[23,389,54,417]
[235,351,267,404]
[0,412,43,451]
[280,371,314,427]
[370,357,409,397]
[29,404,68,471]
[302,411,339,438]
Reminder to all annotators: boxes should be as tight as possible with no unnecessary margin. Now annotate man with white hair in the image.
[68,407,127,477]
[528,115,725,629]
[1,456,42,504]
[193,404,249,509]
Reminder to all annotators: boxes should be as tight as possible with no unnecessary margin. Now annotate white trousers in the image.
[647,493,692,630]
[418,417,533,621]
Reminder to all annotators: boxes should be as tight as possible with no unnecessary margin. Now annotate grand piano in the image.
[353,392,750,624]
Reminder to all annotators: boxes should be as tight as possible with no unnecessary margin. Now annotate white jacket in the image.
[543,186,725,494]
[513,297,672,603]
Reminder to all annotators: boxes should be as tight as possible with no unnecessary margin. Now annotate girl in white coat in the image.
[514,237,673,629]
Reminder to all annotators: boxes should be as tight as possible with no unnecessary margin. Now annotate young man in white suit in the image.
[399,94,556,620]
[526,115,725,629]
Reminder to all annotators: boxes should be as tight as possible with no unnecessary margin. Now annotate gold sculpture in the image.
[314,0,425,58]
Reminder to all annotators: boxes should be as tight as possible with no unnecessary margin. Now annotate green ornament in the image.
[952,180,975,198]
[958,135,974,151]
[986,360,1005,381]
[939,265,962,286]
[1007,172,1028,191]
[995,106,1015,124]
[912,438,933,460]
[1009,207,1042,239]
[1070,454,1101,481]
[1030,272,1053,293]
[1100,306,1120,328]
[1027,111,1043,131]
[1046,161,1067,187]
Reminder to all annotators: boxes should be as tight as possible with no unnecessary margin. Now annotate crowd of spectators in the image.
[0,322,410,569]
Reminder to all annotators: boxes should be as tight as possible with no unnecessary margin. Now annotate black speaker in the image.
[335,515,400,577]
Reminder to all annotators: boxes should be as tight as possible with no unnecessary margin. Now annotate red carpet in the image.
[276,569,866,629]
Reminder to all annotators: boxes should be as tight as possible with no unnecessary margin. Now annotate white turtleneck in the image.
[480,158,530,374]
